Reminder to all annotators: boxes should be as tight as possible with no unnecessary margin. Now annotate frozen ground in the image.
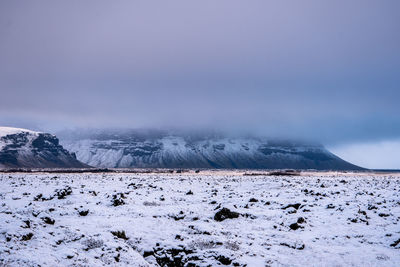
[0,171,399,266]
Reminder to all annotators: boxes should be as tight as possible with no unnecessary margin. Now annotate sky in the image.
[0,0,399,168]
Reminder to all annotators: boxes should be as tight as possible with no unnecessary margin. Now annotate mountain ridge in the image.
[0,127,88,168]
[59,129,364,170]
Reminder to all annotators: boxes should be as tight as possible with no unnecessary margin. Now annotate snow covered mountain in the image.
[0,127,87,168]
[60,129,363,170]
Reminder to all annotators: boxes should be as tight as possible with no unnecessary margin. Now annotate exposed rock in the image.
[111,230,129,240]
[390,238,400,248]
[289,223,301,230]
[0,127,88,168]
[78,209,89,216]
[282,203,301,210]
[297,217,305,224]
[280,241,305,250]
[21,233,33,241]
[112,193,126,206]
[216,255,232,265]
[42,217,55,225]
[214,208,240,222]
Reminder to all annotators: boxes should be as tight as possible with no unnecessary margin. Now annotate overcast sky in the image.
[0,1,399,168]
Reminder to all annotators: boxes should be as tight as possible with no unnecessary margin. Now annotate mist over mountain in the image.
[59,128,362,170]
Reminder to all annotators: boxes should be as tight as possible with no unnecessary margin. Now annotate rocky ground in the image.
[0,171,399,266]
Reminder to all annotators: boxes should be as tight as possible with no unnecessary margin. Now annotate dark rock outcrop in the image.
[0,127,88,168]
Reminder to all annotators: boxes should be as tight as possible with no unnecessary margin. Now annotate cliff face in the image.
[0,127,88,168]
[60,129,363,170]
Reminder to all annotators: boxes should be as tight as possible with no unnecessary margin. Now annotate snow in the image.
[0,127,40,154]
[61,136,333,169]
[0,171,399,266]
[0,127,39,138]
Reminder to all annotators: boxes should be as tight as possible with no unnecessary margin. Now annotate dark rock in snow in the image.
[78,209,89,216]
[390,238,400,248]
[289,223,301,230]
[151,246,195,266]
[55,186,72,199]
[111,230,129,240]
[282,203,301,210]
[112,193,126,206]
[280,241,305,250]
[216,255,232,265]
[42,217,55,225]
[326,204,335,209]
[297,217,305,224]
[21,233,33,241]
[22,220,31,228]
[214,208,240,222]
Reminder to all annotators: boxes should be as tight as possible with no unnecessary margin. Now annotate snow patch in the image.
[0,127,39,138]
[0,171,399,266]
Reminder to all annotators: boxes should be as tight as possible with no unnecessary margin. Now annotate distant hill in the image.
[59,129,363,170]
[0,127,88,168]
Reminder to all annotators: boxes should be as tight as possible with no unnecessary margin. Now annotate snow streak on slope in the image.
[0,172,399,266]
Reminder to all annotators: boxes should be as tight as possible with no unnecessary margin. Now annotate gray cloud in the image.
[0,0,399,145]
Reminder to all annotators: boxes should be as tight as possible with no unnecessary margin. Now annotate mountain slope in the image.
[0,127,88,168]
[60,129,363,170]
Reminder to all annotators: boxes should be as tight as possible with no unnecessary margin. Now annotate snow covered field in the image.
[0,171,399,266]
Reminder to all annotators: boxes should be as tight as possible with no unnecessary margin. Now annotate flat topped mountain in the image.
[60,129,363,170]
[0,127,87,168]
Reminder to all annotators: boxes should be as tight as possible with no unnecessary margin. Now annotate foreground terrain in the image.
[0,171,399,266]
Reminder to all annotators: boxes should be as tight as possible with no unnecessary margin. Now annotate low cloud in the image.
[0,0,399,148]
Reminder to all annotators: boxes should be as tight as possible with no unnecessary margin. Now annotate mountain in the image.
[0,127,88,168]
[59,129,363,170]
